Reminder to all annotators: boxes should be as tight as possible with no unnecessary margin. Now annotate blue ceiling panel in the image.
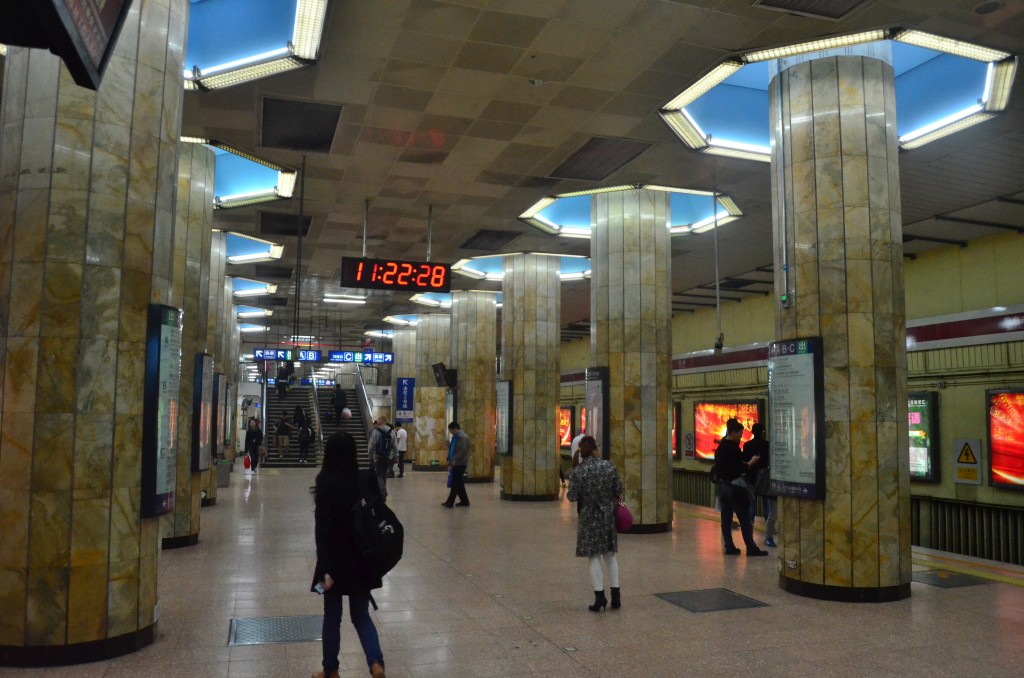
[215,153,279,198]
[560,257,590,274]
[187,0,296,73]
[232,278,267,292]
[226,233,272,257]
[540,195,591,228]
[895,53,988,136]
[685,85,770,148]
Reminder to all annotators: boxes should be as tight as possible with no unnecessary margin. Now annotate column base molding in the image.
[779,575,911,602]
[501,492,558,502]
[464,477,494,484]
[162,533,199,549]
[201,497,216,507]
[0,623,155,667]
[412,464,447,472]
[625,522,672,534]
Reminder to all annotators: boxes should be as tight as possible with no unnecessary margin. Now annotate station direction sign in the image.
[253,348,292,361]
[328,351,394,364]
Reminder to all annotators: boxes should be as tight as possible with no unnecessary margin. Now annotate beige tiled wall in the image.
[450,291,497,481]
[590,190,673,529]
[413,314,450,469]
[500,254,561,498]
[771,55,910,592]
[0,0,187,649]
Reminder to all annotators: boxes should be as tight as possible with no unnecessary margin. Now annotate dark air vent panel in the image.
[262,97,343,152]
[253,265,294,279]
[549,136,653,181]
[259,296,290,307]
[752,0,865,20]
[459,229,522,251]
[260,212,311,236]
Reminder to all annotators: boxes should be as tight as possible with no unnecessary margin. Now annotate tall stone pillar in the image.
[450,291,496,482]
[200,232,228,506]
[591,189,672,532]
[500,254,560,500]
[770,50,910,601]
[413,314,450,471]
[391,328,417,454]
[162,143,215,549]
[0,0,188,664]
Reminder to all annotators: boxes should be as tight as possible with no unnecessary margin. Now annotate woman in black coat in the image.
[311,431,386,678]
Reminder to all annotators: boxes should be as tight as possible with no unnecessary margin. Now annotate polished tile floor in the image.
[5,463,1024,677]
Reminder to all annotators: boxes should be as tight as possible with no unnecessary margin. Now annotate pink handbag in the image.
[614,499,634,533]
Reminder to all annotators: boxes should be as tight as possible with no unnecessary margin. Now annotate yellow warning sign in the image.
[956,467,979,482]
[957,443,978,465]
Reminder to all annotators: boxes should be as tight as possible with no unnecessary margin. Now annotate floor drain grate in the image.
[912,570,989,588]
[655,588,767,613]
[228,615,323,646]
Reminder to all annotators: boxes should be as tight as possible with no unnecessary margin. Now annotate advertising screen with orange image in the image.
[988,390,1024,489]
[559,406,574,448]
[693,401,762,461]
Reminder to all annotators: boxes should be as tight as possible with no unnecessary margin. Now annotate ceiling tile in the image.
[479,99,541,124]
[453,42,525,74]
[401,0,481,39]
[388,30,464,67]
[466,119,523,141]
[379,59,448,90]
[468,11,548,47]
[511,52,584,82]
[371,84,435,111]
[548,85,615,110]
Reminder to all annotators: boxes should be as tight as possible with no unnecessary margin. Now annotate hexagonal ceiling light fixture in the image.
[659,28,1017,161]
[410,292,504,308]
[518,185,742,238]
[182,137,297,208]
[451,254,592,282]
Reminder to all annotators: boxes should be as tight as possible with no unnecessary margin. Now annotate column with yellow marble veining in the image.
[449,291,496,482]
[0,0,189,663]
[412,314,450,471]
[162,143,215,549]
[500,254,560,500]
[200,232,229,506]
[770,50,910,601]
[590,189,673,532]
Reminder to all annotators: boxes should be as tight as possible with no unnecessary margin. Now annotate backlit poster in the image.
[672,402,680,460]
[496,381,511,456]
[988,389,1024,488]
[908,392,939,482]
[585,367,609,459]
[580,407,587,436]
[693,402,762,461]
[559,406,574,448]
[141,304,182,517]
[768,337,825,499]
[192,353,214,472]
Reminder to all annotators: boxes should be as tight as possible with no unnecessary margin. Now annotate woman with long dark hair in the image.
[311,431,386,678]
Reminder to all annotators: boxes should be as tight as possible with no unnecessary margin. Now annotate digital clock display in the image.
[340,257,451,293]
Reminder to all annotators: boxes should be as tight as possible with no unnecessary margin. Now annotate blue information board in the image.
[253,348,292,361]
[396,377,415,422]
[328,351,394,363]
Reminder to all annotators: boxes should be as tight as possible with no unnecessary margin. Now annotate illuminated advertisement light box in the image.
[908,392,939,482]
[559,406,574,449]
[672,402,680,460]
[768,337,825,499]
[141,304,182,517]
[988,389,1024,489]
[192,353,214,472]
[693,401,763,462]
[580,407,587,436]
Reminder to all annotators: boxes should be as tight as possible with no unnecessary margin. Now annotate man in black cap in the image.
[714,418,768,556]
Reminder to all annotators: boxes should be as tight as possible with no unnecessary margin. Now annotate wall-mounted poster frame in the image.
[559,406,575,449]
[496,381,512,455]
[141,304,182,518]
[908,392,939,483]
[585,367,610,460]
[987,389,1024,489]
[580,406,587,437]
[672,402,681,460]
[768,337,825,499]
[693,400,763,462]
[192,353,214,472]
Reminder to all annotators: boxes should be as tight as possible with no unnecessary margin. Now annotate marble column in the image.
[0,0,188,664]
[449,291,496,482]
[391,327,417,449]
[200,232,228,506]
[162,143,215,549]
[412,314,450,471]
[500,254,560,500]
[770,49,910,601]
[591,189,672,532]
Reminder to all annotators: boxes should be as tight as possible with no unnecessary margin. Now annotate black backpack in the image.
[299,426,312,443]
[350,472,404,584]
[374,425,394,460]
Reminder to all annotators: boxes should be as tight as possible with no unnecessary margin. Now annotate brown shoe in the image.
[371,661,386,678]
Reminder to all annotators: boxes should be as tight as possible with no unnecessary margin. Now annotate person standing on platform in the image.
[743,422,776,547]
[394,421,408,478]
[244,417,263,475]
[310,431,387,678]
[715,418,768,557]
[568,435,624,611]
[441,422,470,508]
[367,418,396,499]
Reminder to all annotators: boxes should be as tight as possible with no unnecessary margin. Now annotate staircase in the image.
[317,388,371,468]
[261,386,319,468]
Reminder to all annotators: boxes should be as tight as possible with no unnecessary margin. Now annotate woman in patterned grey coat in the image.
[567,436,625,612]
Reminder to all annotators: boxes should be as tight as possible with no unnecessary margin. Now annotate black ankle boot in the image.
[610,587,621,609]
[588,590,607,612]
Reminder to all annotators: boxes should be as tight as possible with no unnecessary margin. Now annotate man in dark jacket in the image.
[715,418,767,556]
[742,422,775,547]
[244,417,264,474]
[441,421,471,508]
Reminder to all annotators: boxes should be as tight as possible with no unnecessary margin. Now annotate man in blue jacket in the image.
[441,421,471,508]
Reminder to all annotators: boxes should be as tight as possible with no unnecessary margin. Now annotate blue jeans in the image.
[321,589,383,673]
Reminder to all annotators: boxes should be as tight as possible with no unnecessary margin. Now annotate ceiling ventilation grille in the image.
[752,0,866,20]
[549,136,652,181]
[260,212,311,236]
[262,97,343,152]
[253,265,294,279]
